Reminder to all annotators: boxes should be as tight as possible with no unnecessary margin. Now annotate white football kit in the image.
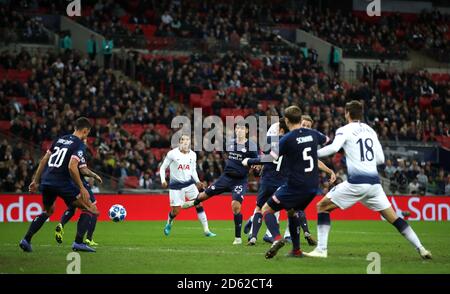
[159,148,200,207]
[318,122,391,211]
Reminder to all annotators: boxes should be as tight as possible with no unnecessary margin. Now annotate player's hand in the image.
[88,204,100,216]
[242,158,249,167]
[329,171,337,184]
[80,187,90,202]
[93,173,103,184]
[196,182,206,191]
[252,165,261,173]
[28,181,39,193]
[161,181,168,188]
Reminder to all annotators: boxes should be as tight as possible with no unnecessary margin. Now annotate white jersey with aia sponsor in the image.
[318,121,390,211]
[159,147,200,190]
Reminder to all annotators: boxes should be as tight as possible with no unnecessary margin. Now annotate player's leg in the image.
[20,187,56,252]
[231,182,246,245]
[85,190,98,246]
[165,189,184,235]
[261,200,285,259]
[55,204,76,244]
[366,185,432,259]
[247,206,261,245]
[243,207,257,235]
[297,210,316,246]
[183,175,228,208]
[70,193,97,252]
[286,209,302,257]
[186,183,216,237]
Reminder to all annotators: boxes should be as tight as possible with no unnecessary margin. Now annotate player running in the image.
[160,134,216,237]
[20,117,99,253]
[55,139,102,247]
[304,100,432,259]
[243,106,328,258]
[183,120,259,245]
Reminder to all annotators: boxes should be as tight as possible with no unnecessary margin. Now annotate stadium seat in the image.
[123,124,145,138]
[41,140,52,152]
[124,176,139,188]
[154,124,170,137]
[0,120,10,132]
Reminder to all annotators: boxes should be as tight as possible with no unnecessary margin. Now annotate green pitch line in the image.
[0,221,448,274]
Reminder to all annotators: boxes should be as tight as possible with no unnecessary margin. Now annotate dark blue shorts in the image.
[266,184,316,212]
[256,183,280,208]
[204,174,248,203]
[40,183,80,208]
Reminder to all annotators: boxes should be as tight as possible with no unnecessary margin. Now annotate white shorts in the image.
[169,184,199,207]
[326,181,391,211]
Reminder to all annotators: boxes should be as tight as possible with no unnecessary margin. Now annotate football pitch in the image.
[0,220,449,274]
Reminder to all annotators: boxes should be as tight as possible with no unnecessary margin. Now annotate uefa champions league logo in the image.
[66,0,81,17]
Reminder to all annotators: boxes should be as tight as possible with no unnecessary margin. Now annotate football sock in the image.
[24,212,49,242]
[60,206,76,227]
[75,211,92,244]
[288,213,301,251]
[317,212,331,251]
[393,217,423,249]
[86,215,97,240]
[250,212,263,239]
[263,211,281,240]
[167,211,176,224]
[195,206,209,232]
[298,210,311,235]
[266,211,281,236]
[233,213,243,238]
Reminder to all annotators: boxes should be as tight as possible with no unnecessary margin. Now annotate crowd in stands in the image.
[1,44,448,194]
[0,4,50,45]
[0,0,449,194]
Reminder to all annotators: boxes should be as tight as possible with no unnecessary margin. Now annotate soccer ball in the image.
[108,204,127,222]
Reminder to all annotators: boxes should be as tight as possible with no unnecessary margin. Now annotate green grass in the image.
[0,220,449,274]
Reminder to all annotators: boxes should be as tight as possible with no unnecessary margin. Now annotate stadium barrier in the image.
[0,194,449,222]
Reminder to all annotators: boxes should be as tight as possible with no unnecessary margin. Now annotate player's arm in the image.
[373,137,385,165]
[318,160,336,184]
[192,153,205,190]
[243,136,286,166]
[28,151,51,193]
[80,166,103,184]
[159,152,172,188]
[317,129,346,158]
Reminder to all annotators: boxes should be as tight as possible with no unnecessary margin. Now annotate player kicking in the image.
[304,100,432,259]
[243,106,328,258]
[183,120,259,245]
[20,117,99,253]
[160,134,216,237]
[55,139,102,247]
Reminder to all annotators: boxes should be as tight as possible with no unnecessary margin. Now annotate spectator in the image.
[139,171,153,189]
[87,34,97,61]
[408,178,420,194]
[102,36,114,69]
[417,168,428,193]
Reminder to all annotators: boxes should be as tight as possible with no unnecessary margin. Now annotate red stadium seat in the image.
[123,124,145,138]
[0,120,10,132]
[154,124,170,137]
[189,93,202,108]
[124,176,139,188]
[41,140,53,152]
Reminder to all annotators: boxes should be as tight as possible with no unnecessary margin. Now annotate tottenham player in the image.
[243,106,328,258]
[56,139,102,246]
[184,120,259,245]
[20,117,99,253]
[304,100,432,259]
[160,134,216,237]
